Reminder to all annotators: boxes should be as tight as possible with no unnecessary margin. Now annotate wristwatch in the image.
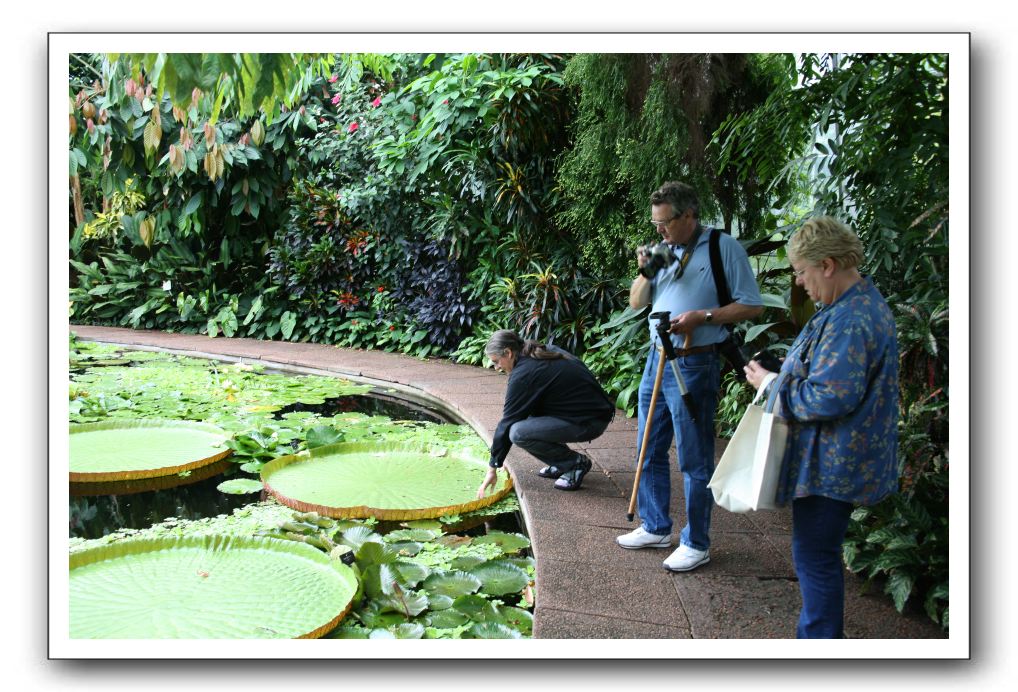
[704,310,714,323]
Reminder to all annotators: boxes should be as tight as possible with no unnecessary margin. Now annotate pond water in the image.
[68,342,534,640]
[69,390,453,540]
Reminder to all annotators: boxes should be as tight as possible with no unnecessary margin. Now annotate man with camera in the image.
[617,181,762,572]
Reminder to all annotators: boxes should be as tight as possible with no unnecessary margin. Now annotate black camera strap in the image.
[671,225,704,281]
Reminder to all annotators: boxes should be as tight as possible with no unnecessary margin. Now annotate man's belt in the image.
[672,342,720,357]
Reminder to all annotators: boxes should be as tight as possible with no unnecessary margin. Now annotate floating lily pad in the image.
[216,478,264,495]
[471,531,531,554]
[421,570,482,598]
[426,608,469,629]
[261,441,513,520]
[69,535,357,638]
[468,560,530,596]
[466,622,522,639]
[70,419,232,482]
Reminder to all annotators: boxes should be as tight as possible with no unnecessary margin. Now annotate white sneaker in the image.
[662,544,710,572]
[616,526,671,550]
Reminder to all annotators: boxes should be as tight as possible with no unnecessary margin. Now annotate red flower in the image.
[348,122,359,133]
[442,99,448,105]
[377,286,385,293]
[329,74,338,83]
[371,96,382,108]
[389,325,396,331]
[411,114,417,121]
[351,320,359,326]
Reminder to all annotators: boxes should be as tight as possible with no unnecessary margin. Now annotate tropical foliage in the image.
[68,51,952,629]
[713,53,950,627]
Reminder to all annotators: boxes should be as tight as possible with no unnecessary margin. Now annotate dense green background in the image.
[67,51,949,629]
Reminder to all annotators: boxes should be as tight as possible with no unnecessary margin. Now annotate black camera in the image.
[638,243,676,279]
[751,348,783,373]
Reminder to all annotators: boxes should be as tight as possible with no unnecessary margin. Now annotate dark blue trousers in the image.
[791,495,854,638]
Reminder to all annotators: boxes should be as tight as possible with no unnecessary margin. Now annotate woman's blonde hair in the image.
[788,216,865,269]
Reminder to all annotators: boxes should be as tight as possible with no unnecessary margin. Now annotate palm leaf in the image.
[69,535,357,639]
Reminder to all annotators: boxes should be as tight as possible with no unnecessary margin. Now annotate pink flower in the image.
[329,74,338,83]
[347,122,359,133]
[331,94,341,105]
[442,99,448,105]
[371,96,382,108]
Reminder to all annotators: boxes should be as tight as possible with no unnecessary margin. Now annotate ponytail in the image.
[485,329,568,362]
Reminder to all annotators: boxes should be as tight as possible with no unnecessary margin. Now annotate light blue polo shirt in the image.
[647,228,762,348]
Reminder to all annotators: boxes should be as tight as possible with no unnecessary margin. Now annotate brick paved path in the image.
[70,325,945,640]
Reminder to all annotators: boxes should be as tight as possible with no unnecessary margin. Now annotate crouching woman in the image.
[477,330,615,497]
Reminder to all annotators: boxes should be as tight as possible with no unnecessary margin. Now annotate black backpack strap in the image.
[709,227,733,312]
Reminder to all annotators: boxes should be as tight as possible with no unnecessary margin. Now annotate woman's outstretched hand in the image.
[477,467,499,499]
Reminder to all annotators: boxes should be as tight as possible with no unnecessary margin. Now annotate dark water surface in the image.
[69,390,454,540]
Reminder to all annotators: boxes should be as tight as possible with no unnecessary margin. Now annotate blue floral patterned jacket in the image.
[771,277,900,506]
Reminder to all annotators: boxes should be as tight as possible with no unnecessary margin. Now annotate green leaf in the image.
[70,419,230,482]
[465,621,522,639]
[259,441,512,520]
[70,535,357,638]
[216,478,264,494]
[468,560,529,596]
[280,311,297,340]
[471,531,530,554]
[306,425,344,449]
[743,321,782,344]
[422,570,482,598]
[884,570,914,612]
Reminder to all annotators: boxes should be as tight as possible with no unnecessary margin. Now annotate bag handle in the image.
[751,372,778,405]
[763,371,789,414]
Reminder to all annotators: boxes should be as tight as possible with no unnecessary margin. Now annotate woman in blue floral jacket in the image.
[745,216,899,639]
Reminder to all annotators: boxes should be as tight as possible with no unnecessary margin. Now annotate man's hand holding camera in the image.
[667,310,707,336]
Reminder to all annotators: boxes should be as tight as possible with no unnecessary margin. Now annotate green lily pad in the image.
[472,531,531,554]
[216,478,264,495]
[261,441,513,520]
[70,419,232,482]
[421,570,482,598]
[468,560,530,596]
[427,593,454,611]
[466,622,522,639]
[497,606,534,635]
[425,608,469,629]
[452,594,501,622]
[70,535,357,638]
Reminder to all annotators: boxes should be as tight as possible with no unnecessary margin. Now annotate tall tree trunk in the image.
[70,174,85,229]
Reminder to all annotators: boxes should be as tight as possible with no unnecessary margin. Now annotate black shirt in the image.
[489,348,614,468]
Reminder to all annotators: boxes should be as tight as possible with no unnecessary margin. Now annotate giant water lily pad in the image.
[69,535,357,639]
[70,419,232,482]
[261,441,513,520]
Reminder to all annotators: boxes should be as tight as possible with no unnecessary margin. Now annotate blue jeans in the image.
[635,346,720,550]
[791,495,854,638]
[509,416,609,467]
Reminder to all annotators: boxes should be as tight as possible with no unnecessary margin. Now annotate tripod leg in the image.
[627,347,666,521]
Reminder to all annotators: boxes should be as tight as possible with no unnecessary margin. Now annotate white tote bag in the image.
[708,372,789,512]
